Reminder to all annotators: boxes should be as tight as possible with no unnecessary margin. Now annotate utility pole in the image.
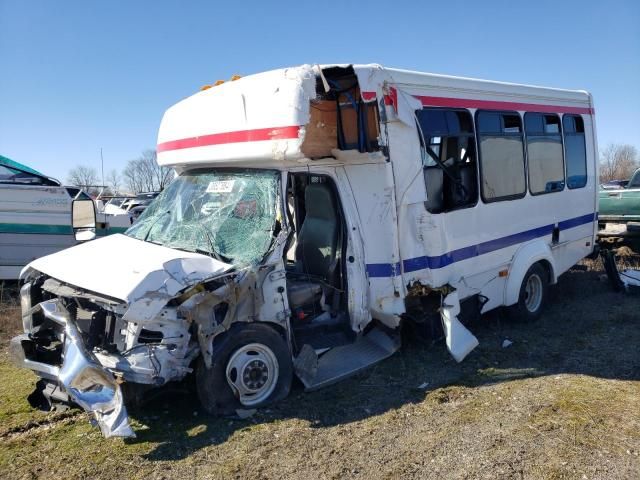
[100,147,105,192]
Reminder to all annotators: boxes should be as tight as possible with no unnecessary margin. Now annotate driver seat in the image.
[287,183,340,309]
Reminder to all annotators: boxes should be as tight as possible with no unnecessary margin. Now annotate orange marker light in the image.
[499,269,508,277]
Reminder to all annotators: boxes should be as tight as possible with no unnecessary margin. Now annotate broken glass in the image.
[126,169,280,266]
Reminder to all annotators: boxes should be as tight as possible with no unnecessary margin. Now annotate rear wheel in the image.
[196,323,292,415]
[507,263,549,321]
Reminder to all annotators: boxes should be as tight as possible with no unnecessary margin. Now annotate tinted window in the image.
[416,108,478,213]
[628,171,640,189]
[563,115,587,189]
[477,111,501,134]
[525,113,565,194]
[0,165,47,184]
[477,111,526,202]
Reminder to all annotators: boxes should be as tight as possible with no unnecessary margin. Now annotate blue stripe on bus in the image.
[365,262,402,278]
[558,212,597,231]
[365,212,596,278]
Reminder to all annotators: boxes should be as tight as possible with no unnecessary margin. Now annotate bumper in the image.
[9,299,134,438]
[598,221,640,238]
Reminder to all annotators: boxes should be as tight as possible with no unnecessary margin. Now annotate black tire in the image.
[507,263,549,322]
[196,323,292,416]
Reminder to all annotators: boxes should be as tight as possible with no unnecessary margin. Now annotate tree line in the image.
[598,143,639,183]
[67,149,173,195]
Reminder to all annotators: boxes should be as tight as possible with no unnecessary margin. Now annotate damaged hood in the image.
[24,234,232,302]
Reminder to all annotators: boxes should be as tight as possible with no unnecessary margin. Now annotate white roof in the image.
[157,64,592,169]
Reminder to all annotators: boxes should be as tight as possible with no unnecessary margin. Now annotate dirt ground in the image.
[0,255,639,480]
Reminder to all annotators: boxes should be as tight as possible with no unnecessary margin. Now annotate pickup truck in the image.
[599,168,640,242]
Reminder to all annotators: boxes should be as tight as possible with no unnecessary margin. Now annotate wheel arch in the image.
[203,320,290,369]
[504,240,556,307]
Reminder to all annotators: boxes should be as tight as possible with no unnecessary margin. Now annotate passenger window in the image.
[563,115,587,189]
[416,108,478,213]
[477,111,526,202]
[525,113,565,194]
[0,164,46,184]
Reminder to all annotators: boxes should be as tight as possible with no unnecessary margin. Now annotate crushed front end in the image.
[10,291,134,437]
[8,275,213,438]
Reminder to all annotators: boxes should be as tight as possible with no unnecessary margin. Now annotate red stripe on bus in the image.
[414,95,593,115]
[157,125,302,152]
[382,88,593,115]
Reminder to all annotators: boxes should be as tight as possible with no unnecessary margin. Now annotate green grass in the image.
[1,261,639,479]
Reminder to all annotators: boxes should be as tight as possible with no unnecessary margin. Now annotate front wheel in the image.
[196,323,293,415]
[507,263,549,321]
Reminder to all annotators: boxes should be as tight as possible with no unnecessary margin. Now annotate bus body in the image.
[10,64,598,437]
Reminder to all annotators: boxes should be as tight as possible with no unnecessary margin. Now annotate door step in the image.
[295,329,353,350]
[292,311,353,350]
[294,327,400,391]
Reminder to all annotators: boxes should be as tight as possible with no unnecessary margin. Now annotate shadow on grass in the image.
[125,266,639,461]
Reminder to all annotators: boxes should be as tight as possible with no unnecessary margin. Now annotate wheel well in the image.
[210,321,287,348]
[537,259,554,284]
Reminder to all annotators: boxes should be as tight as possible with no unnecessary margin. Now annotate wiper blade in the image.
[143,210,171,241]
[195,248,232,264]
[197,224,232,264]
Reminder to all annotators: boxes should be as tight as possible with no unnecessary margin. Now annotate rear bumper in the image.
[9,299,134,438]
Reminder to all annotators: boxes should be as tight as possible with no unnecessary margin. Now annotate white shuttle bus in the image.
[10,64,598,437]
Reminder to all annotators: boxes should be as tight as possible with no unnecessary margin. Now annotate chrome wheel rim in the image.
[524,273,543,313]
[226,343,279,406]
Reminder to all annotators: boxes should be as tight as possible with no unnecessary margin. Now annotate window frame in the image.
[524,112,566,196]
[562,114,588,190]
[475,109,528,204]
[416,107,480,213]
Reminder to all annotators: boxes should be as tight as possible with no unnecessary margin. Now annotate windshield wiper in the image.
[197,224,232,264]
[143,210,171,241]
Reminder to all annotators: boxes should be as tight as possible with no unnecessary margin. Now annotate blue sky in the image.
[1,0,638,182]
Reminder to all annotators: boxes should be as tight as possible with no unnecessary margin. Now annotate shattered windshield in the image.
[126,169,280,266]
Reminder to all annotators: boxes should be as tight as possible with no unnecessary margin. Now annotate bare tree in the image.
[67,165,98,191]
[123,150,173,194]
[106,169,121,195]
[600,144,639,182]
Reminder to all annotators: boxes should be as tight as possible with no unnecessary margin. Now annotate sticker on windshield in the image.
[206,180,235,193]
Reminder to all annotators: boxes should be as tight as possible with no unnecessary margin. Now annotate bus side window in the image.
[476,111,526,202]
[416,108,478,214]
[525,113,565,195]
[562,115,587,189]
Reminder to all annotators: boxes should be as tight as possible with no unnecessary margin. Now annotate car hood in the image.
[24,234,232,302]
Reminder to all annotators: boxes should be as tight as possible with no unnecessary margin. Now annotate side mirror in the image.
[72,198,97,241]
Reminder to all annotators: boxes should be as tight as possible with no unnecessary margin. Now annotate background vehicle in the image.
[126,192,160,222]
[599,168,640,242]
[0,155,130,279]
[600,179,629,190]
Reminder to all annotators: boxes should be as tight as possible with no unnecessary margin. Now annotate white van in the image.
[10,64,598,437]
[0,156,115,279]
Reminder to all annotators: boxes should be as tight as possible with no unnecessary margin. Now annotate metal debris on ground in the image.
[601,249,640,293]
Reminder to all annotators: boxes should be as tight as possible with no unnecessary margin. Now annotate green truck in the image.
[599,168,640,242]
